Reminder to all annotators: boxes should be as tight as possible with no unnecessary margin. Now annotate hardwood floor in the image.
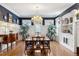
[0,40,76,56]
[50,42,76,56]
[0,41,24,56]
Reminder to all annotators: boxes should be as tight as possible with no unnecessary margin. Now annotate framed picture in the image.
[70,17,73,23]
[65,18,69,24]
[61,20,64,24]
[9,14,13,23]
[3,15,8,22]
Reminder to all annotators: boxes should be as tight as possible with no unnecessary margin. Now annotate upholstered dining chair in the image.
[43,40,51,55]
[24,40,33,55]
[43,40,50,49]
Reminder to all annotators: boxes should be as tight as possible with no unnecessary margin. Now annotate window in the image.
[45,19,54,25]
[22,20,31,26]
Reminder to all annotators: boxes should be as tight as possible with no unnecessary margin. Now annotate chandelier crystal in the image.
[31,16,43,24]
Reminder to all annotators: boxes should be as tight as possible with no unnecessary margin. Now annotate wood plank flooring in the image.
[0,41,24,56]
[50,42,76,56]
[0,40,76,56]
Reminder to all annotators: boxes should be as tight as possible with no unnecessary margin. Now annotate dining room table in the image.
[25,35,50,56]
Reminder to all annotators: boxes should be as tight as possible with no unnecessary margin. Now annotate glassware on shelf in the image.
[70,17,73,23]
[65,18,69,24]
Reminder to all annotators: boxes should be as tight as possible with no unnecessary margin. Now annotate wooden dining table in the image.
[25,35,50,56]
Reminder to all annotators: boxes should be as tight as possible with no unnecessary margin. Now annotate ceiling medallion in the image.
[31,16,43,24]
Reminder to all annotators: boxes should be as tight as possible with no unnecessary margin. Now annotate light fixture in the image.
[31,5,43,24]
[31,16,43,24]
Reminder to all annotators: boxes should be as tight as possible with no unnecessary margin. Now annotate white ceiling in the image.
[0,3,74,17]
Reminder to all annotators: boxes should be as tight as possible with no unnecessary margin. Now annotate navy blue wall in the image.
[0,5,20,25]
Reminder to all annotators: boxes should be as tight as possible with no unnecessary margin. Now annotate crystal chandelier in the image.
[31,16,43,24]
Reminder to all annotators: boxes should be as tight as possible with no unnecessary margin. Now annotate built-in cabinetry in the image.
[61,16,73,46]
[56,9,77,52]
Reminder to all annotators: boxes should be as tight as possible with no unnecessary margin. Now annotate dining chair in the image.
[24,40,33,55]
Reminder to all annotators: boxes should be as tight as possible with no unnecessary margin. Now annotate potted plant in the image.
[46,24,56,41]
[20,24,29,41]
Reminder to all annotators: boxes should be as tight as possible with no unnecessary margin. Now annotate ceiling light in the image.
[31,16,43,24]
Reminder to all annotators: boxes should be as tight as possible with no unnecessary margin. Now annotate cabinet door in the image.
[76,22,79,47]
[76,22,79,55]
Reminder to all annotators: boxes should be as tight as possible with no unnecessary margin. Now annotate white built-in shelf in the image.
[75,19,79,23]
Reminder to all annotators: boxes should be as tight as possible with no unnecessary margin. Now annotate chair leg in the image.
[24,50,27,55]
[47,49,51,56]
